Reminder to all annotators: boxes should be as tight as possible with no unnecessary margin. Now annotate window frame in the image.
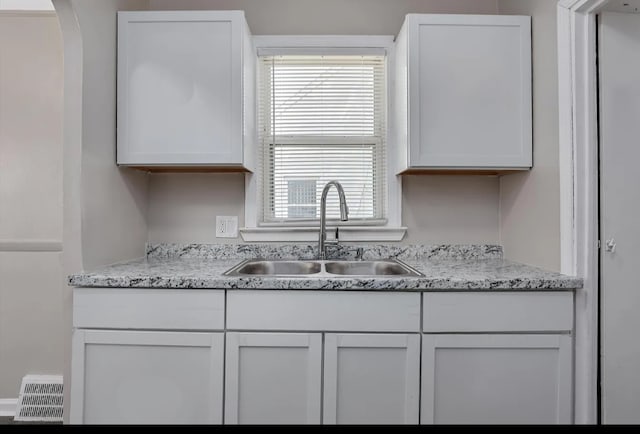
[241,35,405,242]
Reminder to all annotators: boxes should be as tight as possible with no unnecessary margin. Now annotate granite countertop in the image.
[68,243,583,291]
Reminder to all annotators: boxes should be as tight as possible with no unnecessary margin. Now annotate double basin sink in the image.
[223,258,424,277]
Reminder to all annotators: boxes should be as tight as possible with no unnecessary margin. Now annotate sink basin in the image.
[225,260,321,276]
[223,259,423,277]
[324,260,422,276]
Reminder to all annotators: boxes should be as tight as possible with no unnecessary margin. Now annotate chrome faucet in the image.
[318,181,349,260]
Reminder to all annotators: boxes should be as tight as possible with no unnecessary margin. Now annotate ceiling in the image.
[603,0,640,13]
[0,0,53,10]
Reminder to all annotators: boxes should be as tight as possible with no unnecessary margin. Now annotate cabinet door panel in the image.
[70,330,224,424]
[323,333,420,424]
[117,11,242,165]
[422,292,573,333]
[227,290,421,332]
[224,332,322,424]
[421,334,572,424]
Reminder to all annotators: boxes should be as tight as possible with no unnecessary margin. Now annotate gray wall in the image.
[497,0,561,271]
[146,0,502,246]
[150,0,499,34]
[54,0,150,421]
[0,12,64,398]
[146,173,500,245]
[147,173,245,244]
[74,0,150,270]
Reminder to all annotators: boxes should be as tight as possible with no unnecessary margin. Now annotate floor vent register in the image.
[14,375,63,422]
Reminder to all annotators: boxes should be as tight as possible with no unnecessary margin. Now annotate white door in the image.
[70,330,224,424]
[323,333,420,424]
[599,11,640,424]
[421,334,572,424]
[224,332,322,424]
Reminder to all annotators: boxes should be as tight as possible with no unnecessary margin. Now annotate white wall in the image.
[0,12,63,398]
[145,0,502,245]
[497,0,561,271]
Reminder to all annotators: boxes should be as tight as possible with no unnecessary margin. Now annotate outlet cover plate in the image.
[216,216,238,238]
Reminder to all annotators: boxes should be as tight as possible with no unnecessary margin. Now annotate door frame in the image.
[557,0,612,424]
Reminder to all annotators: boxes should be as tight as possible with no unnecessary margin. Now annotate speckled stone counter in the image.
[68,244,582,291]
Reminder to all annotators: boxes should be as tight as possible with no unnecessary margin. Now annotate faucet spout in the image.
[318,181,349,260]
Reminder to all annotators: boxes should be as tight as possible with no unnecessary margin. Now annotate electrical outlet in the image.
[216,216,238,238]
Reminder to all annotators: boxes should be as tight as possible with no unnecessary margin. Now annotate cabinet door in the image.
[323,333,420,424]
[421,334,572,424]
[407,14,531,168]
[117,11,243,166]
[224,332,322,424]
[70,329,224,424]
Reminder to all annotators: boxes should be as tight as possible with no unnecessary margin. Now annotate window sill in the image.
[239,226,407,242]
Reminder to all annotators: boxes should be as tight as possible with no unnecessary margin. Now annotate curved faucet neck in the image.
[318,181,349,260]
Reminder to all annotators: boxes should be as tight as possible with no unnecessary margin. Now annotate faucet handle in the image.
[342,247,364,260]
[324,227,340,245]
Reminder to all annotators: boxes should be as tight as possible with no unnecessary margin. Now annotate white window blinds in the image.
[258,54,387,224]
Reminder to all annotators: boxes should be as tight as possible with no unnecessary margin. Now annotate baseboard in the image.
[0,398,17,417]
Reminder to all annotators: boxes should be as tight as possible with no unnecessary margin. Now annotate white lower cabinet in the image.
[223,332,420,425]
[323,333,420,425]
[420,292,574,425]
[421,334,572,425]
[70,329,224,424]
[224,332,323,425]
[70,289,574,425]
[224,291,422,425]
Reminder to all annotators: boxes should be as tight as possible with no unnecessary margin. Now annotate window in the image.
[258,54,387,225]
[287,179,317,219]
[242,36,404,242]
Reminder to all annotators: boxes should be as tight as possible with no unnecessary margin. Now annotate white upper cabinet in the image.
[117,11,255,170]
[394,14,532,172]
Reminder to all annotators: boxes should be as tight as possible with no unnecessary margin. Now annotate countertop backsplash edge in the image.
[145,243,504,261]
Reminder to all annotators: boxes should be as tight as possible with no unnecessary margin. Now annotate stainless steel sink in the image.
[223,259,423,277]
[324,260,422,276]
[225,260,322,276]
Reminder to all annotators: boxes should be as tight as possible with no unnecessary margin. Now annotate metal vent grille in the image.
[14,375,63,422]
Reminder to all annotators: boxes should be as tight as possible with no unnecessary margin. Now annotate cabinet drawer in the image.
[227,291,421,332]
[423,292,573,333]
[73,288,225,330]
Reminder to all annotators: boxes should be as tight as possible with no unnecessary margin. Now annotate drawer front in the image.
[73,288,225,330]
[227,291,421,332]
[423,292,573,333]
